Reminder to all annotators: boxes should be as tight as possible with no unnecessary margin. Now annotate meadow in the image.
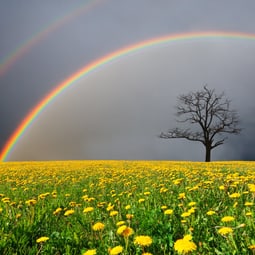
[0,160,255,255]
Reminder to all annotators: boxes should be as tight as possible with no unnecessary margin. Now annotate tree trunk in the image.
[205,145,211,162]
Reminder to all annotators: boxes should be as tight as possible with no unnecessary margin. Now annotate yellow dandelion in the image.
[109,245,123,255]
[233,202,238,208]
[53,207,62,215]
[83,249,97,255]
[110,210,118,217]
[188,202,196,207]
[249,244,255,250]
[64,209,75,216]
[92,222,105,231]
[116,221,125,226]
[25,199,37,206]
[126,213,134,219]
[107,203,114,211]
[117,225,127,235]
[69,201,77,207]
[245,202,253,206]
[206,210,216,216]
[174,235,197,254]
[142,253,153,255]
[188,207,196,214]
[138,198,145,203]
[134,235,153,247]
[229,193,241,198]
[164,209,173,215]
[219,185,225,190]
[248,184,255,192]
[178,193,186,199]
[16,213,22,219]
[125,205,131,210]
[246,212,252,216]
[2,197,10,203]
[117,225,134,237]
[221,216,235,222]
[181,212,191,217]
[161,205,167,210]
[36,236,49,243]
[218,227,233,235]
[83,207,94,213]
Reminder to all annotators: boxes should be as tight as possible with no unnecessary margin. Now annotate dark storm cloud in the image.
[1,0,255,161]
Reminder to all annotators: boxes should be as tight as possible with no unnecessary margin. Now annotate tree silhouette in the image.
[159,86,241,162]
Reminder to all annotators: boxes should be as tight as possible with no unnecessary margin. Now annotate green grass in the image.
[0,160,255,254]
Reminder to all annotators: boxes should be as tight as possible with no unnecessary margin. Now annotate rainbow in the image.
[0,0,105,76]
[1,31,255,161]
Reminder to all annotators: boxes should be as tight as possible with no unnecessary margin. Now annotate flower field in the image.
[0,160,255,254]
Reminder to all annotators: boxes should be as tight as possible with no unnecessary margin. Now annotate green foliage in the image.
[0,161,255,254]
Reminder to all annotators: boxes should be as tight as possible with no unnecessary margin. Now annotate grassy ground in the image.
[0,160,255,254]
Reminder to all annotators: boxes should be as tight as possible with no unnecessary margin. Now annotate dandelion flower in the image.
[178,193,186,199]
[174,235,197,254]
[248,244,255,250]
[219,185,225,190]
[248,184,255,192]
[164,209,173,215]
[117,225,134,237]
[36,236,49,243]
[92,222,105,231]
[64,209,75,216]
[218,227,233,235]
[83,207,94,213]
[109,245,123,255]
[126,214,134,219]
[83,249,97,255]
[110,210,118,216]
[206,210,216,216]
[188,207,196,214]
[117,225,127,235]
[134,235,153,247]
[188,202,196,207]
[181,212,191,217]
[221,216,234,222]
[142,253,153,255]
[125,205,131,210]
[245,202,253,206]
[25,199,37,206]
[229,193,241,198]
[138,198,145,203]
[16,213,22,219]
[116,221,125,226]
[53,207,62,215]
[107,203,114,211]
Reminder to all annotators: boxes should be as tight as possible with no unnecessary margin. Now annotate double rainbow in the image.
[1,31,255,161]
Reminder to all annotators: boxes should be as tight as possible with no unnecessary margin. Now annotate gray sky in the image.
[1,0,255,161]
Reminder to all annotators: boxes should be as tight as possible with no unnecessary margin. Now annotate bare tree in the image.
[159,86,241,162]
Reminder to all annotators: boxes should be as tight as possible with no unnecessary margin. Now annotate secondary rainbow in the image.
[1,31,255,161]
[0,0,105,76]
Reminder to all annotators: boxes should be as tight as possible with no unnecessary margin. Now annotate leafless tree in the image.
[159,86,241,162]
